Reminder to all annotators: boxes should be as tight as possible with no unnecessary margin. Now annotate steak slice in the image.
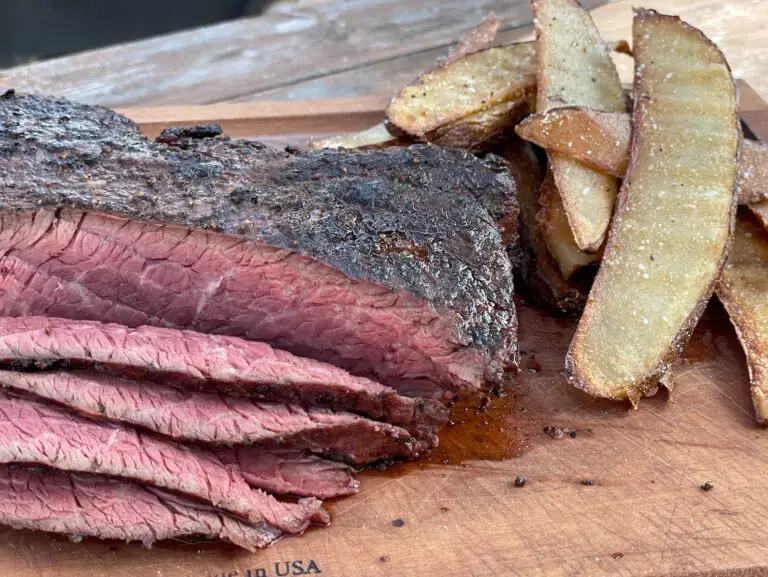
[0,316,445,435]
[0,93,517,397]
[0,466,281,550]
[0,369,434,465]
[0,391,325,533]
[218,449,359,499]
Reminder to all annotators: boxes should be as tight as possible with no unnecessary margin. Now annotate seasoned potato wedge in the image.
[717,213,768,423]
[566,10,740,405]
[504,137,590,314]
[748,201,768,231]
[428,98,530,152]
[308,122,401,150]
[537,170,600,280]
[516,108,631,176]
[386,43,537,139]
[517,108,768,205]
[531,0,625,253]
[739,140,768,204]
[441,13,500,67]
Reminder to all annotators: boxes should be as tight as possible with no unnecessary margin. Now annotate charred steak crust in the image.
[0,93,518,393]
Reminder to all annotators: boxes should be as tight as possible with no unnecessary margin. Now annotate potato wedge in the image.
[537,170,600,280]
[566,10,740,405]
[504,136,590,314]
[385,43,537,139]
[748,201,768,231]
[441,13,500,67]
[739,140,768,204]
[308,122,401,150]
[716,212,768,424]
[516,108,631,176]
[531,0,625,253]
[428,98,530,152]
[517,108,768,205]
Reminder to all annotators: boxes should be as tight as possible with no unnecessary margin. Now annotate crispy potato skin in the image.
[503,136,590,315]
[749,201,768,230]
[386,43,537,140]
[531,0,625,253]
[518,108,767,205]
[516,108,631,176]
[717,212,768,424]
[441,14,500,67]
[428,99,530,152]
[565,10,740,405]
[738,140,768,204]
[537,170,601,280]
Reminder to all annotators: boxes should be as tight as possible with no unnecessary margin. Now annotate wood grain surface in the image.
[1,301,766,577]
[0,0,607,107]
[1,0,768,106]
[0,85,766,577]
[1,2,767,575]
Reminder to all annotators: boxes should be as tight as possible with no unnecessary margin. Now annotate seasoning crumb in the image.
[569,431,577,439]
[379,556,390,563]
[391,519,406,528]
[612,552,624,559]
[580,480,595,486]
[514,475,527,487]
[700,481,714,492]
[440,506,450,513]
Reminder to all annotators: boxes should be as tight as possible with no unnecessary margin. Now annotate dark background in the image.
[0,0,272,68]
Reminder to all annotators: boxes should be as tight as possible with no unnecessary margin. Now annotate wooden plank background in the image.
[0,2,767,576]
[1,0,768,106]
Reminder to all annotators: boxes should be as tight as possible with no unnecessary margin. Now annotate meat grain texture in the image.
[0,369,422,466]
[0,466,282,550]
[0,93,518,398]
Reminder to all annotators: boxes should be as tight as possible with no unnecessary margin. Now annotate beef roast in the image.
[0,368,434,464]
[0,316,445,437]
[0,391,326,533]
[218,448,359,499]
[0,466,281,550]
[0,93,517,397]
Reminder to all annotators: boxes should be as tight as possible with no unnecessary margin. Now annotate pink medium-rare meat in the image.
[0,316,446,434]
[218,448,359,499]
[0,93,519,398]
[0,466,281,550]
[0,371,359,497]
[0,391,326,533]
[0,370,435,465]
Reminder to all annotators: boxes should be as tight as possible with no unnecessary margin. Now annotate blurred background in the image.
[0,0,273,67]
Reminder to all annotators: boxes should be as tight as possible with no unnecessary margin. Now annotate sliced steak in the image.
[0,317,445,435]
[218,449,359,499]
[0,391,325,533]
[0,369,435,465]
[0,93,517,397]
[0,466,281,550]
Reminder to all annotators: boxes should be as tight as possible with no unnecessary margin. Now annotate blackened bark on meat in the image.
[0,466,282,550]
[0,369,432,466]
[0,93,517,396]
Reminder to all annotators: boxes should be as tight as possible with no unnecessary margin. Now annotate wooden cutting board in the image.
[2,84,767,577]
